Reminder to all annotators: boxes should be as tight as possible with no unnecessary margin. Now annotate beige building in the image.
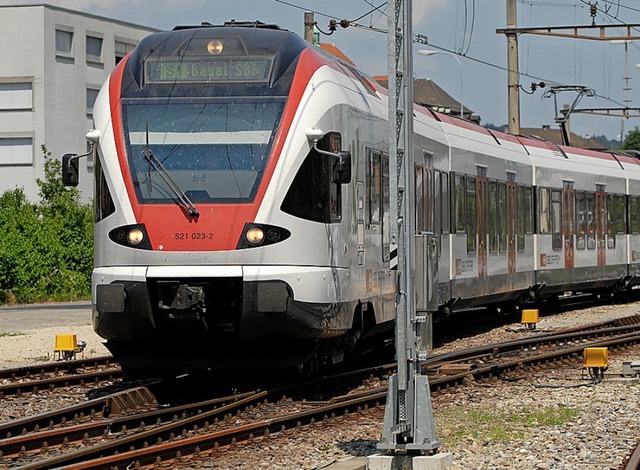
[0,4,157,202]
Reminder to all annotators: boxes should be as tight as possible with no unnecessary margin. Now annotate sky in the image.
[4,0,640,140]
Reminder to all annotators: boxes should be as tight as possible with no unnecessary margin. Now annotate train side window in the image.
[281,143,341,223]
[94,155,115,222]
[538,187,551,234]
[434,169,441,237]
[441,172,450,234]
[452,173,466,233]
[368,150,382,226]
[630,196,640,234]
[524,185,533,234]
[616,194,626,234]
[498,181,507,252]
[576,191,586,250]
[551,189,562,251]
[489,180,498,253]
[381,153,390,262]
[425,159,434,232]
[608,194,617,249]
[586,192,595,249]
[516,185,525,252]
[415,164,425,232]
[466,176,476,253]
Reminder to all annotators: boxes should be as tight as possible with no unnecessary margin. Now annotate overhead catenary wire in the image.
[272,0,631,116]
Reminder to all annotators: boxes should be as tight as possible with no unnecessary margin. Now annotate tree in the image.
[622,128,640,151]
[0,146,93,304]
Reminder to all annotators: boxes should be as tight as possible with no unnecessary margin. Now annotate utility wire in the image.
[428,42,627,108]
[272,0,628,109]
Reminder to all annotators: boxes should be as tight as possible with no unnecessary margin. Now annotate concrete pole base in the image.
[367,453,454,470]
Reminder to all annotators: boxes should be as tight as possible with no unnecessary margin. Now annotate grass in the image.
[0,332,24,337]
[32,353,51,362]
[436,404,579,447]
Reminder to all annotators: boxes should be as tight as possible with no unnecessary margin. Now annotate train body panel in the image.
[69,22,640,373]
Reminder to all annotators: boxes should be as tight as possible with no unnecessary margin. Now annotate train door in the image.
[416,152,435,235]
[595,184,606,267]
[476,166,488,276]
[562,181,575,269]
[506,172,516,273]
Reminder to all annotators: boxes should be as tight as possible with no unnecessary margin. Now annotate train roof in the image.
[171,20,285,31]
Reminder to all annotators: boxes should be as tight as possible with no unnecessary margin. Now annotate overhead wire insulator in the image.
[590,3,598,26]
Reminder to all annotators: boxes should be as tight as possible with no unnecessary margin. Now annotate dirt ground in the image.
[0,302,109,368]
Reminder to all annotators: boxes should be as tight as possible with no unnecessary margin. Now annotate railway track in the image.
[0,356,121,397]
[1,315,640,468]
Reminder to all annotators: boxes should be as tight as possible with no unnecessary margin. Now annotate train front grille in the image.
[148,278,243,339]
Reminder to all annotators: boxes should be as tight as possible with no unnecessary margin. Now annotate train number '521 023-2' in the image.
[174,232,214,240]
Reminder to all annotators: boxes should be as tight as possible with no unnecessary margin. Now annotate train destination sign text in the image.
[145,57,273,84]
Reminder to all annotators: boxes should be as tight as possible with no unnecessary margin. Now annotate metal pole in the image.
[304,11,315,44]
[377,0,440,458]
[506,0,521,134]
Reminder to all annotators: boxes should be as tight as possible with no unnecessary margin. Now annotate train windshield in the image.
[122,98,285,204]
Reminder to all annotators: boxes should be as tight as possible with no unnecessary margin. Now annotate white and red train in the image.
[63,22,640,373]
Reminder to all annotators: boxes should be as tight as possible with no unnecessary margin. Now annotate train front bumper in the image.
[92,265,351,343]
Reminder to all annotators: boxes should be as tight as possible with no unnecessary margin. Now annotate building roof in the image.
[374,75,477,122]
[519,127,605,150]
[0,3,159,32]
[317,43,354,65]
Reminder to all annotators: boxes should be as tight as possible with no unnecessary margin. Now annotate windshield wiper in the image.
[142,128,199,217]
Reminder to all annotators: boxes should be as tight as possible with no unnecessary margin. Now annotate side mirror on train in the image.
[60,129,102,187]
[62,153,80,187]
[333,151,351,184]
[305,127,352,185]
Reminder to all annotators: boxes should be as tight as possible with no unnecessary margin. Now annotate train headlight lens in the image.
[127,228,145,246]
[246,227,265,245]
[207,40,223,54]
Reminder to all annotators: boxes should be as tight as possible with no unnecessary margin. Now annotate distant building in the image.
[374,76,479,124]
[519,126,605,150]
[0,4,157,202]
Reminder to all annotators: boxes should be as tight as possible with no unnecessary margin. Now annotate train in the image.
[62,21,640,374]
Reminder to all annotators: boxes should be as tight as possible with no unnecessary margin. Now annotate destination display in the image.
[145,57,273,83]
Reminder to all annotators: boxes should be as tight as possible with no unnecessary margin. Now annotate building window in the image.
[115,40,136,64]
[55,29,74,57]
[0,137,33,165]
[86,87,100,115]
[86,35,103,63]
[0,82,32,110]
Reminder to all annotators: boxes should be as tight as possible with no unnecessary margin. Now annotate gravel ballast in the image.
[1,301,639,469]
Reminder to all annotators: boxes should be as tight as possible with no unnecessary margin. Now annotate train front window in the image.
[122,99,284,204]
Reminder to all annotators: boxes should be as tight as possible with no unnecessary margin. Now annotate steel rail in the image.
[621,439,640,470]
[0,368,122,397]
[0,356,116,381]
[0,386,153,441]
[13,331,640,470]
[0,389,256,458]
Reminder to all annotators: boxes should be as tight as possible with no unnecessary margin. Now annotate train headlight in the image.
[237,223,291,249]
[127,228,145,246]
[207,40,223,54]
[246,227,265,245]
[109,224,152,250]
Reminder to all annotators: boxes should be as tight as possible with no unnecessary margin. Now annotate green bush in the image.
[0,147,93,304]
